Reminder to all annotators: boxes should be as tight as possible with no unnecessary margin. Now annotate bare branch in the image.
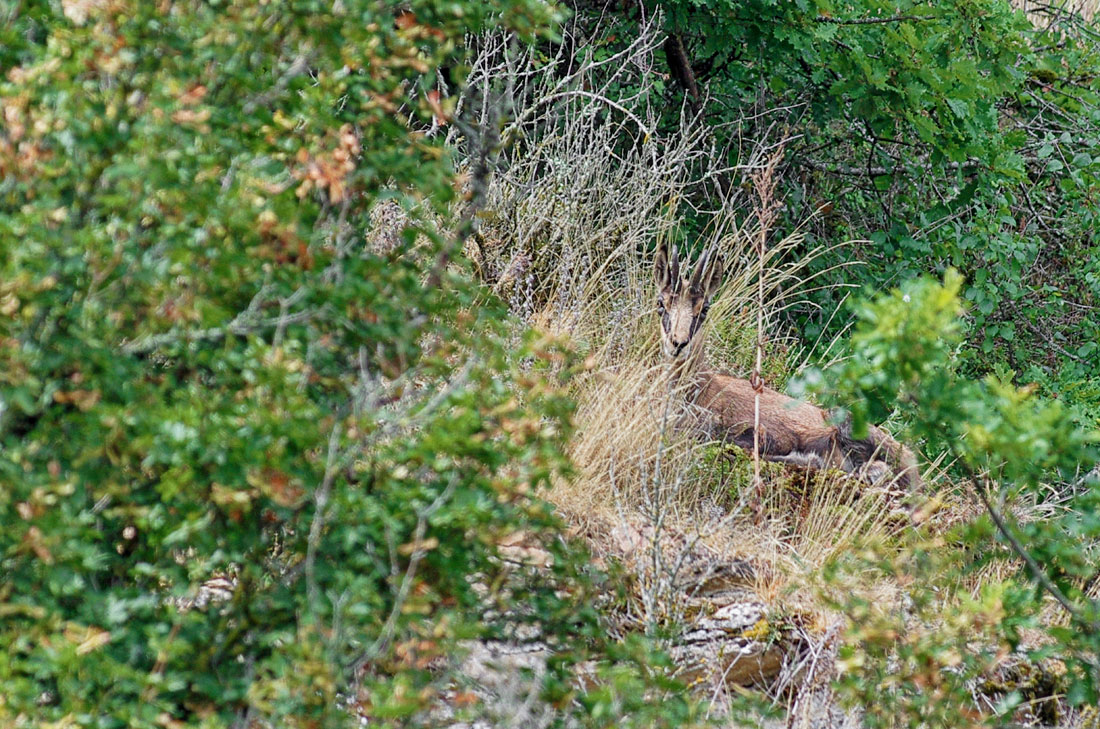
[814,14,934,25]
[958,451,1099,631]
[305,422,344,628]
[800,156,980,177]
[350,476,459,675]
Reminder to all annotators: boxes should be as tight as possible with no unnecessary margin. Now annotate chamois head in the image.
[654,242,724,361]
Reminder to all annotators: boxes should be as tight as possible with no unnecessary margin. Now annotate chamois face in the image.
[654,243,723,361]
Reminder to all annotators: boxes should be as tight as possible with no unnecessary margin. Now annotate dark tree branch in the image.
[957,452,1100,632]
[663,32,702,110]
[425,92,501,290]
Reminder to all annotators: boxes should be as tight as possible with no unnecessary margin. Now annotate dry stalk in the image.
[749,143,787,518]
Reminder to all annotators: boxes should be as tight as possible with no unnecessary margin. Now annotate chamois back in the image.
[654,241,921,490]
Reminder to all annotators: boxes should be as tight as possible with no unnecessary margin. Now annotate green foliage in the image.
[814,270,966,439]
[0,2,697,727]
[816,272,1100,719]
[826,540,1056,728]
[572,0,1100,422]
[828,548,1000,727]
[661,0,1028,163]
[825,271,1096,479]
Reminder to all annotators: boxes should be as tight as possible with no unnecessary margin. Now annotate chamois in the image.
[655,242,921,490]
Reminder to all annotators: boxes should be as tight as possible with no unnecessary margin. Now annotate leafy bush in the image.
[816,271,1100,722]
[0,3,700,727]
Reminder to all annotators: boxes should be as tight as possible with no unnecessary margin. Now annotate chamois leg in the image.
[723,427,819,469]
[726,427,776,462]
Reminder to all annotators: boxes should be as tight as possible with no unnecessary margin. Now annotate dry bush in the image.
[1012,0,1098,25]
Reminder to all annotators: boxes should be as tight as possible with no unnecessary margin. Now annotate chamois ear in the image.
[690,245,724,301]
[701,251,724,301]
[654,242,668,289]
[654,242,680,292]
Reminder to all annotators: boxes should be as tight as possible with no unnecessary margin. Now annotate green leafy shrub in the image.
[816,271,1100,722]
[0,3,700,727]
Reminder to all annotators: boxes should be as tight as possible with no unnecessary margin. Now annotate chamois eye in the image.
[657,301,666,314]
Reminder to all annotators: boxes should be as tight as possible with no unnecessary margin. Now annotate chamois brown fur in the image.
[655,242,921,491]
